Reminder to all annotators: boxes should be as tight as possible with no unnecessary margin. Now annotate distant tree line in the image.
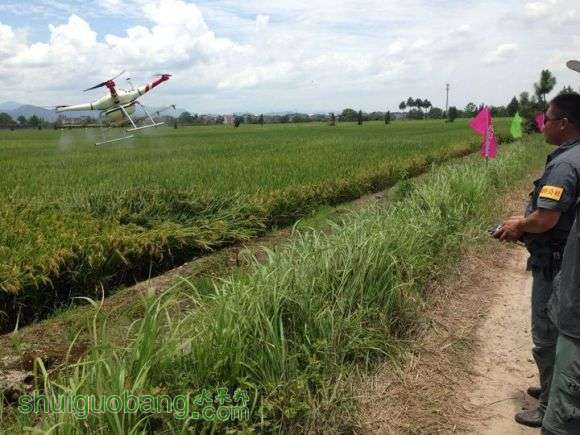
[504,70,578,132]
[171,105,471,127]
[0,113,53,130]
[0,113,104,130]
[174,110,397,126]
[451,71,579,130]
[175,111,337,126]
[398,97,436,120]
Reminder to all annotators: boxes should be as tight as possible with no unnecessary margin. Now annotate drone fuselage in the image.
[105,101,137,126]
[57,88,137,112]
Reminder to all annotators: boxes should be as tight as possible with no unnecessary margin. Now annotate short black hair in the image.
[550,93,580,129]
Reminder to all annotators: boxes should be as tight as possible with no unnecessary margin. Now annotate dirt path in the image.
[461,246,538,434]
[360,242,542,434]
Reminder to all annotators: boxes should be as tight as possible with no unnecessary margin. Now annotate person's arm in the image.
[495,162,577,242]
[495,208,561,241]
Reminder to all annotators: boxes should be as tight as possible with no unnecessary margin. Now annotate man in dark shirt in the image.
[494,93,580,428]
[541,95,580,434]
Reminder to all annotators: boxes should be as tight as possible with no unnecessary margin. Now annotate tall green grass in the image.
[3,135,547,433]
[0,120,512,329]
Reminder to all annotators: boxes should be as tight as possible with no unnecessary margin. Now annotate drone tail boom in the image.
[56,102,94,113]
[135,74,172,97]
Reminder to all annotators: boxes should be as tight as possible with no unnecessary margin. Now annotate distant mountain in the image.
[0,101,24,111]
[0,101,189,123]
[8,105,60,122]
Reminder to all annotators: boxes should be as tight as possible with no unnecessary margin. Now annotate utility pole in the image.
[445,83,450,116]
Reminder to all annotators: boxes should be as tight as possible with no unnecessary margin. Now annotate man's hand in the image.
[492,209,561,242]
[494,216,525,241]
[500,216,525,241]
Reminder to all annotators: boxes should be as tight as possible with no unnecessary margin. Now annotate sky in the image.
[0,0,578,114]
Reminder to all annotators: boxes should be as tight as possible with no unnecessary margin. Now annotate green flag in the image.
[511,112,523,139]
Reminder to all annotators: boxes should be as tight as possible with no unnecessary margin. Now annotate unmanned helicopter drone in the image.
[56,71,174,145]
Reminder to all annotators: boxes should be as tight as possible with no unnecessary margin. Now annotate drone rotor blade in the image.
[83,81,108,92]
[83,70,126,92]
[567,60,580,73]
[111,70,126,81]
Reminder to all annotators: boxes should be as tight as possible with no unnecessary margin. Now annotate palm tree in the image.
[534,69,557,105]
[399,101,407,112]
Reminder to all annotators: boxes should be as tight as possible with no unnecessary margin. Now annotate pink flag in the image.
[469,107,489,135]
[469,107,497,159]
[536,113,546,132]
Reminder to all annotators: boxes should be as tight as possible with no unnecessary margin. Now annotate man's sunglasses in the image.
[544,112,567,123]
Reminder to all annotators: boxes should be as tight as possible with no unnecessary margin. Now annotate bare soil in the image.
[461,247,537,434]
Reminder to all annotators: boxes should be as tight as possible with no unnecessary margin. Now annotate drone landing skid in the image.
[93,100,175,146]
[96,134,135,146]
[127,122,165,132]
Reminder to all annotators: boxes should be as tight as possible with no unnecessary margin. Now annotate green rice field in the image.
[0,119,511,326]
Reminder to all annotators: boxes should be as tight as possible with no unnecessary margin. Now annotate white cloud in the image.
[387,39,407,56]
[0,1,246,95]
[456,24,471,34]
[547,36,580,73]
[104,0,240,67]
[484,43,519,64]
[0,22,18,60]
[48,15,97,53]
[217,61,294,90]
[412,39,432,49]
[255,14,270,31]
[4,15,98,69]
[522,0,577,26]
[524,0,555,18]
[97,0,125,13]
